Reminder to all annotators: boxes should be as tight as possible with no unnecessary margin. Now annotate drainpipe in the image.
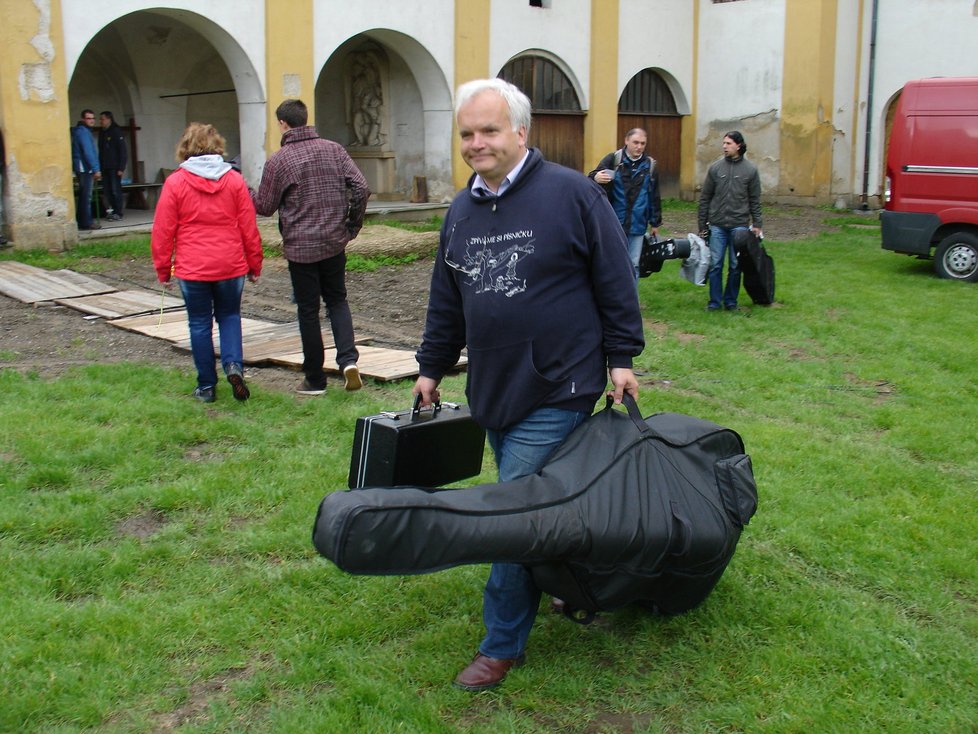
[860,0,880,210]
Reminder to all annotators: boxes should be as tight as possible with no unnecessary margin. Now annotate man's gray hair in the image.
[455,78,532,136]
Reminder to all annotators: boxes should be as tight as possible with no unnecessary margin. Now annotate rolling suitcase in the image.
[734,229,776,305]
[348,396,487,489]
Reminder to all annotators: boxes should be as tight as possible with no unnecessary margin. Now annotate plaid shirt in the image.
[252,126,370,263]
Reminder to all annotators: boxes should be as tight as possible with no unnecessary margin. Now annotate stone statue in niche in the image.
[347,50,384,147]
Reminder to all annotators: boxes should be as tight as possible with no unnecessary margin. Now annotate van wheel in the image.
[934,233,978,282]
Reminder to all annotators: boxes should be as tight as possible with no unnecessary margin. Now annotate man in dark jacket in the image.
[252,98,370,395]
[98,111,128,221]
[697,130,763,311]
[414,79,644,692]
[588,128,662,280]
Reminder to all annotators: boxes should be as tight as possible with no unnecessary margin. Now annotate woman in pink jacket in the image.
[152,123,262,403]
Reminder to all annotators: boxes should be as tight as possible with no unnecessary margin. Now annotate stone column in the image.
[0,0,76,248]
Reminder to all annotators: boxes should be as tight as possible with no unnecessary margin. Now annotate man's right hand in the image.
[413,376,441,408]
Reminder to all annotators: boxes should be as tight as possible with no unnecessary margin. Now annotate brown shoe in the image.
[453,652,525,692]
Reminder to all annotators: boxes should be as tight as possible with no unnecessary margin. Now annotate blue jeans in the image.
[179,276,245,389]
[479,407,589,659]
[288,254,358,388]
[76,172,95,228]
[626,234,644,282]
[707,225,747,309]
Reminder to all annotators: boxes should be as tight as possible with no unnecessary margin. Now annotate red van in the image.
[880,77,978,282]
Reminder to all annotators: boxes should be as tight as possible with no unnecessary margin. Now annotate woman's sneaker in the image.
[192,386,216,403]
[226,365,250,401]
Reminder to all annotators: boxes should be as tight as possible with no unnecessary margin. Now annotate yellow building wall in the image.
[265,0,314,152]
[680,0,700,201]
[780,0,837,200]
[0,0,75,247]
[452,0,491,190]
[584,0,619,170]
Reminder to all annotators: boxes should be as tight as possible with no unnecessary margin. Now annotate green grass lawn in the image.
[1,224,976,733]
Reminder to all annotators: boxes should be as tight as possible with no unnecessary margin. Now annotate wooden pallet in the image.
[55,289,184,318]
[0,261,116,303]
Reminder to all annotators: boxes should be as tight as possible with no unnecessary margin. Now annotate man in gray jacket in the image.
[697,131,763,311]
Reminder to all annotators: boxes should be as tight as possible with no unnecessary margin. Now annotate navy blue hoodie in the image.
[416,148,645,430]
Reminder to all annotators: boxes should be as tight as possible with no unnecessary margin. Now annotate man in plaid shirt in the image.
[252,98,370,394]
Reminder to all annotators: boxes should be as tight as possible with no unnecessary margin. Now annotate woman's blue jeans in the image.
[179,276,245,389]
[479,407,589,660]
[707,225,747,309]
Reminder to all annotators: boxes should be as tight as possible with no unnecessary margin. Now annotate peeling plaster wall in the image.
[695,0,785,196]
[2,0,76,247]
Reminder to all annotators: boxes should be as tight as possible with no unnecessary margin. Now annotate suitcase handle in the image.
[412,393,442,420]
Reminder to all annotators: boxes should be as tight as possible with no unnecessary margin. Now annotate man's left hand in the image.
[608,367,639,404]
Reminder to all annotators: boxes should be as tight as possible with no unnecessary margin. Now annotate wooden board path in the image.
[270,344,467,382]
[0,261,116,303]
[1,264,461,383]
[55,289,184,318]
[109,310,193,341]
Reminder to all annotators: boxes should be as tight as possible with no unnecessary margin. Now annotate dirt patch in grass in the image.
[0,205,854,395]
[116,509,168,540]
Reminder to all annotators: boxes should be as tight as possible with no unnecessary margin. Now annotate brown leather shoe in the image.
[453,652,525,691]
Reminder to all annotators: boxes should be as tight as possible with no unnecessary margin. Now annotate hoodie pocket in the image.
[466,339,563,430]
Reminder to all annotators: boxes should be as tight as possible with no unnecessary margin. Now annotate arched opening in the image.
[316,31,454,202]
[618,68,683,197]
[66,10,264,200]
[499,53,585,172]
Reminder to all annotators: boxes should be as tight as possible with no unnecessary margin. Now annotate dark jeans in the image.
[178,276,245,389]
[76,172,95,228]
[288,253,358,387]
[103,170,124,215]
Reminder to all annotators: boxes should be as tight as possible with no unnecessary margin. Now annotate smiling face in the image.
[457,91,527,191]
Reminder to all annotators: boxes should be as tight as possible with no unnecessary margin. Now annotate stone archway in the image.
[66,10,264,188]
[315,30,453,202]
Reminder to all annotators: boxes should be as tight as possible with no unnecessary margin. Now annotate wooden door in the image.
[529,113,585,172]
[617,114,682,198]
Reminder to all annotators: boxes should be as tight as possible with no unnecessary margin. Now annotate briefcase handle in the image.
[412,393,442,420]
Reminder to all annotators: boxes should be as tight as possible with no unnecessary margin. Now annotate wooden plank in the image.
[108,310,189,341]
[268,345,467,382]
[54,289,183,318]
[0,262,116,303]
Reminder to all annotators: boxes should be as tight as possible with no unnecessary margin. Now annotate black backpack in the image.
[313,395,758,621]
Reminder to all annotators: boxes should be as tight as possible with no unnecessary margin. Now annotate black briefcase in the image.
[348,397,487,489]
